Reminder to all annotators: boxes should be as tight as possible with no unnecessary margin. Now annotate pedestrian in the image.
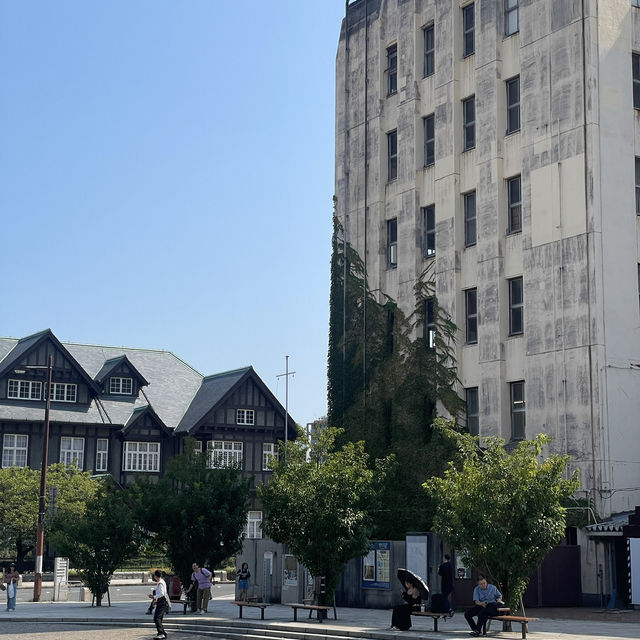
[3,563,20,612]
[388,580,421,631]
[149,569,168,639]
[464,574,503,637]
[438,553,455,614]
[185,562,213,614]
[237,562,251,601]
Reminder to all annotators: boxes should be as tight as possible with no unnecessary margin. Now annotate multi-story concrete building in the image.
[335,0,640,604]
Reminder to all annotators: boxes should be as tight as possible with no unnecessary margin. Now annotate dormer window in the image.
[236,409,255,425]
[50,382,77,403]
[110,377,133,395]
[8,379,42,400]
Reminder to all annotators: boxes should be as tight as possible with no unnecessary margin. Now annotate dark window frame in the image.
[386,44,398,96]
[387,129,398,181]
[423,114,435,167]
[462,3,475,58]
[425,298,435,348]
[506,76,520,134]
[387,218,398,269]
[510,380,526,440]
[509,276,524,335]
[634,53,640,109]
[465,288,478,344]
[507,175,522,234]
[465,387,479,435]
[423,24,435,78]
[464,190,477,247]
[505,0,519,37]
[423,204,435,258]
[463,96,476,151]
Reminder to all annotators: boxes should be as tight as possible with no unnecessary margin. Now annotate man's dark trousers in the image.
[464,602,498,632]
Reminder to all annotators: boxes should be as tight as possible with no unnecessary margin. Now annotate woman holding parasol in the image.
[388,568,429,631]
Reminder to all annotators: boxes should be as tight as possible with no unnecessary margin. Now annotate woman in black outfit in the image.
[389,581,421,631]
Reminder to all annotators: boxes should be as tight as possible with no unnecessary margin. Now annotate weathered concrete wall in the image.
[336,0,640,519]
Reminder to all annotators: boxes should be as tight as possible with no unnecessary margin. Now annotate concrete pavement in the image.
[1,592,640,640]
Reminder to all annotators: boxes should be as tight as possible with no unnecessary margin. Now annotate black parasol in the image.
[397,568,430,600]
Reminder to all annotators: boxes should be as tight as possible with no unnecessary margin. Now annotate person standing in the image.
[149,569,168,639]
[185,562,213,614]
[237,562,251,601]
[4,563,20,612]
[464,574,503,637]
[438,554,455,614]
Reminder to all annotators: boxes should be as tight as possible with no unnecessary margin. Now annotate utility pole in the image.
[276,356,295,446]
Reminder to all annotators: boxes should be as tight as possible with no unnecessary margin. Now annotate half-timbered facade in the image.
[0,329,296,535]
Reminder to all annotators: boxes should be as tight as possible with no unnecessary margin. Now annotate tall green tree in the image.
[423,425,580,608]
[327,215,463,537]
[133,441,251,587]
[259,427,393,605]
[50,480,142,606]
[0,463,96,570]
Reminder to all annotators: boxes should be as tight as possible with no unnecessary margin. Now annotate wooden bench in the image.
[410,611,451,632]
[285,602,336,623]
[232,600,270,620]
[169,597,190,615]
[487,614,538,639]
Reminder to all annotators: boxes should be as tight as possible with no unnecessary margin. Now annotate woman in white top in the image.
[149,570,168,639]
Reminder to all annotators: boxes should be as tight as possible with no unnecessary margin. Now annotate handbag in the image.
[7,582,16,599]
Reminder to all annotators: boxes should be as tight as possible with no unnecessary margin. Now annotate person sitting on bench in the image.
[464,574,502,637]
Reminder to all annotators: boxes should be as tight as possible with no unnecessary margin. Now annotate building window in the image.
[387,129,398,180]
[123,441,160,472]
[236,409,255,425]
[423,24,434,77]
[263,442,276,470]
[208,440,243,469]
[109,377,133,395]
[510,381,526,440]
[465,288,478,344]
[634,53,640,109]
[50,383,77,403]
[506,76,520,134]
[7,379,42,400]
[243,511,263,539]
[424,298,435,348]
[634,0,640,8]
[462,3,475,57]
[464,191,477,247]
[422,205,435,258]
[507,175,522,233]
[509,277,524,335]
[463,96,475,150]
[387,218,398,268]
[465,388,479,436]
[636,158,640,214]
[95,438,108,472]
[386,44,397,96]
[505,0,519,36]
[423,114,435,167]
[2,434,28,468]
[60,437,85,469]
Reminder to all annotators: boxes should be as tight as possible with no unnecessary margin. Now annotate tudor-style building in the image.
[0,329,296,537]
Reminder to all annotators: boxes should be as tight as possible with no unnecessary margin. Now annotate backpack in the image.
[430,593,449,613]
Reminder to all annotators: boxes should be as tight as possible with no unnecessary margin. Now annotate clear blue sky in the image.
[0,1,347,425]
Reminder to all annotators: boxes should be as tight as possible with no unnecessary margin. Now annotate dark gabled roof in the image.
[120,404,172,437]
[176,365,297,440]
[94,355,150,387]
[0,329,100,395]
[175,367,252,434]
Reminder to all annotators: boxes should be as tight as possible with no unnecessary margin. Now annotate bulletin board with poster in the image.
[362,541,391,589]
[455,552,471,580]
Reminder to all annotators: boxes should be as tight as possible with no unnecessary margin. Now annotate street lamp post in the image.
[14,354,53,602]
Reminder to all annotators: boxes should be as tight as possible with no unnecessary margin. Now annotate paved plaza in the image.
[1,591,640,640]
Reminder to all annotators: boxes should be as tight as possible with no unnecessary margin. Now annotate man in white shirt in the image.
[150,570,168,639]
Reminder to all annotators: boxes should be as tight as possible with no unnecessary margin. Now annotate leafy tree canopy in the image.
[327,216,463,537]
[259,427,393,604]
[50,480,142,605]
[423,424,580,608]
[0,463,96,570]
[132,440,251,587]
